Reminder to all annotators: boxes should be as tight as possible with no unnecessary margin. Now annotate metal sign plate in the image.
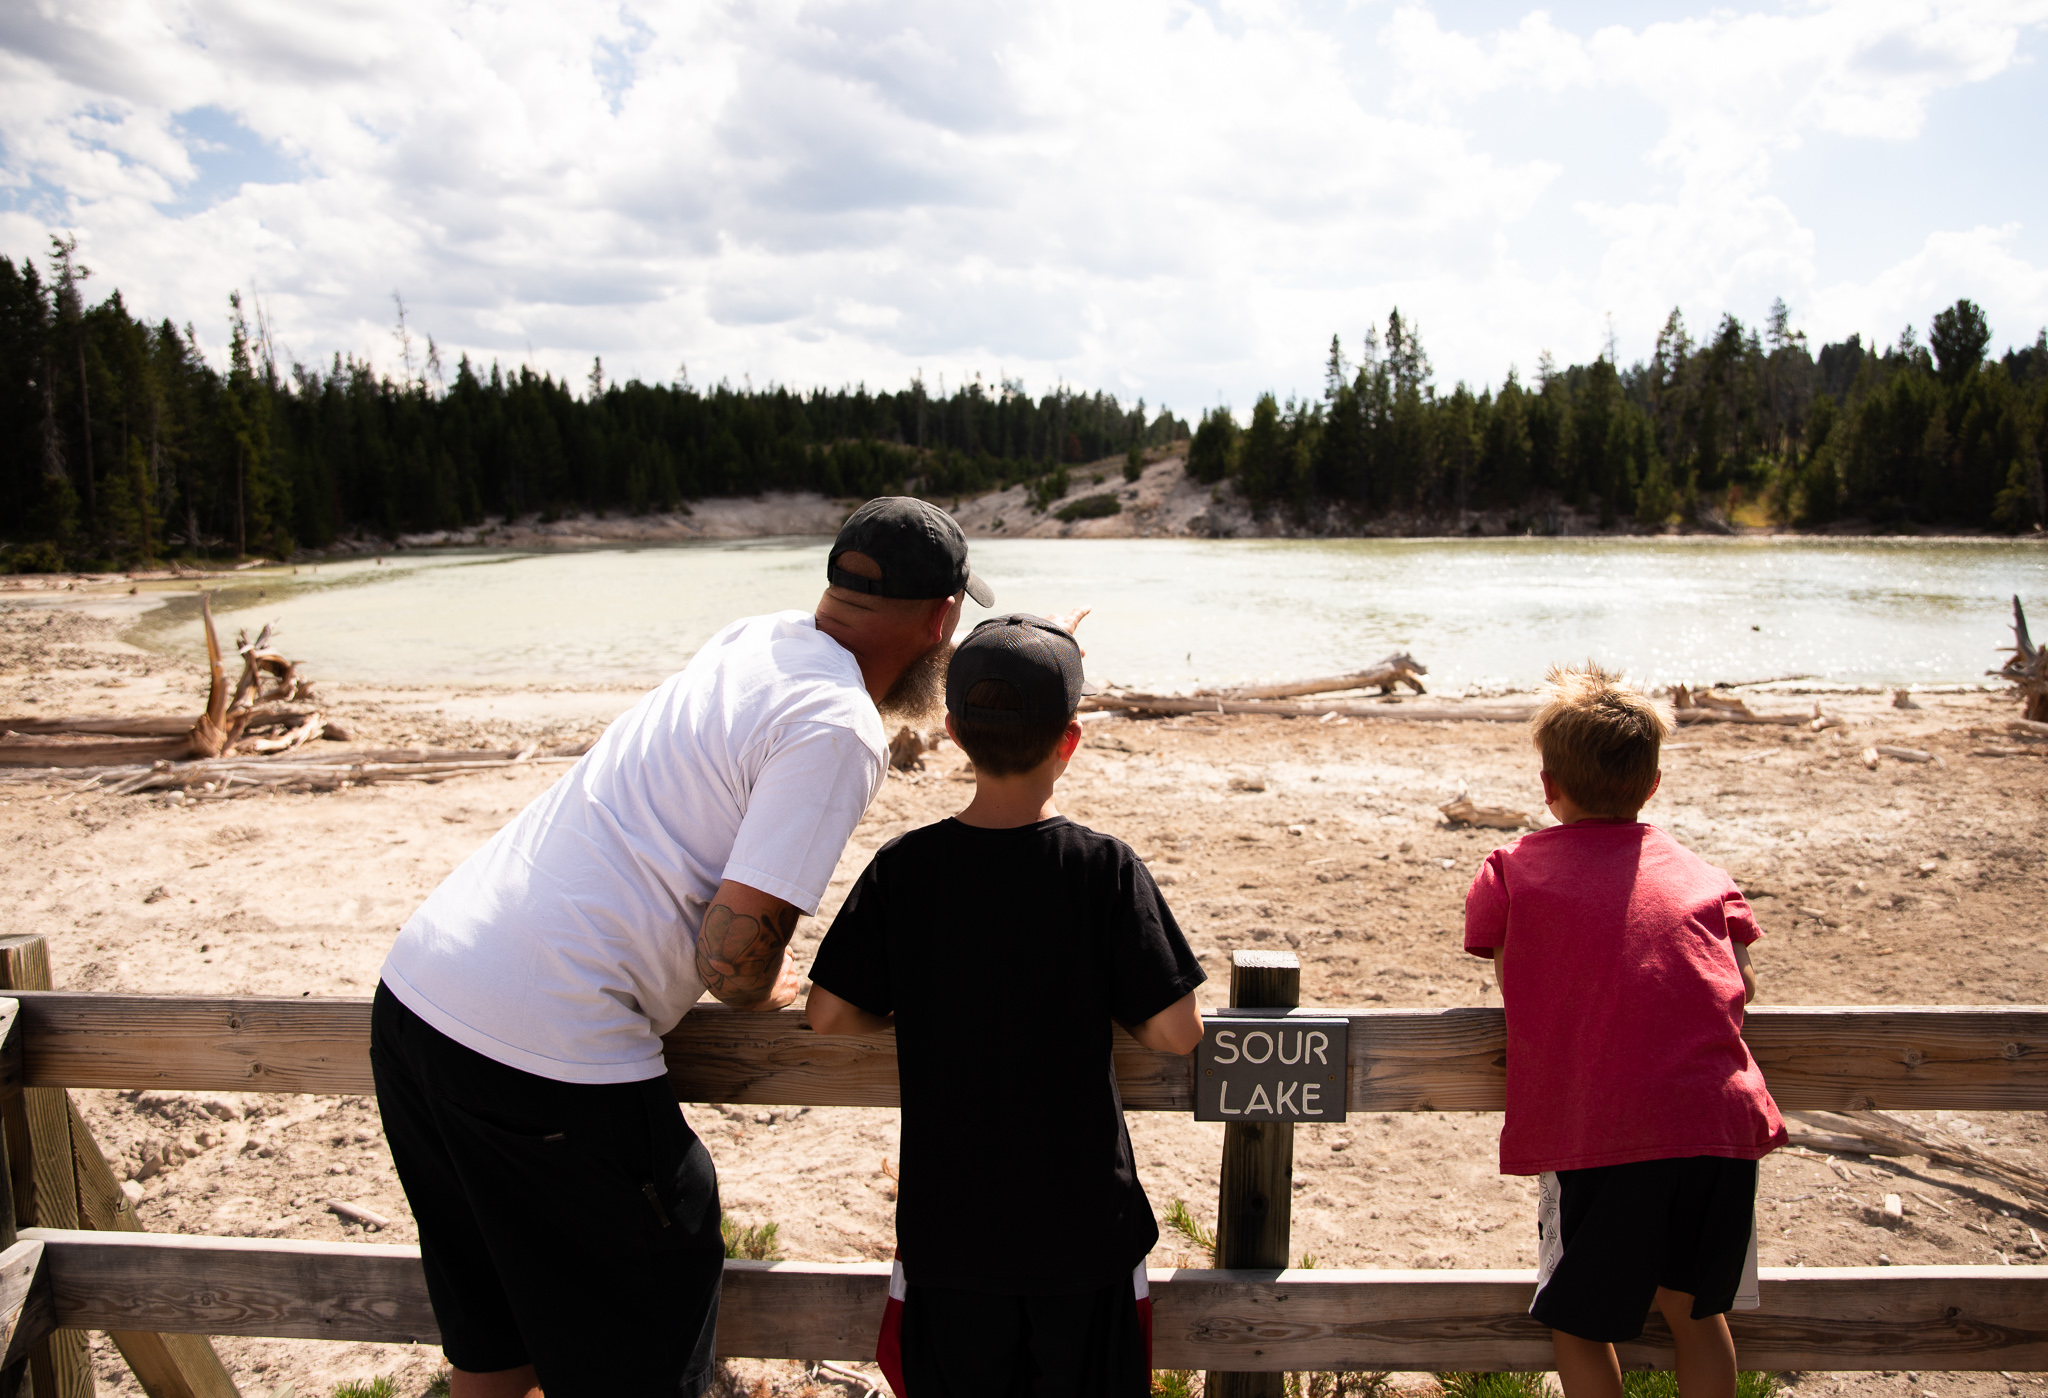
[1194,1016,1349,1123]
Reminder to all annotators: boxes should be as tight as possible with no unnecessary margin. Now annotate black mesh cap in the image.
[946,614,1097,724]
[828,497,992,606]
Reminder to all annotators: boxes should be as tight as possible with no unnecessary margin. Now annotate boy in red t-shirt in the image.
[1463,666,1786,1398]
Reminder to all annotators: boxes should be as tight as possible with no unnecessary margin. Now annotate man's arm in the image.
[805,983,893,1035]
[695,879,803,1011]
[1126,990,1203,1055]
[1733,941,1757,1004]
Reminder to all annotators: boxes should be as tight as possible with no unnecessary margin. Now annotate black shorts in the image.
[1529,1154,1758,1344]
[898,1276,1150,1398]
[370,983,725,1396]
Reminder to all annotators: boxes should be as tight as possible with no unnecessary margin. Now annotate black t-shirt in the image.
[809,815,1205,1294]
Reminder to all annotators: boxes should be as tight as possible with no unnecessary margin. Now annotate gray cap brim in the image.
[965,570,993,607]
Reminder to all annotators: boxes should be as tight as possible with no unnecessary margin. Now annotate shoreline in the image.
[5,455,2044,586]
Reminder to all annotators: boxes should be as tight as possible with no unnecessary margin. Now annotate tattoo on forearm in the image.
[695,902,799,1004]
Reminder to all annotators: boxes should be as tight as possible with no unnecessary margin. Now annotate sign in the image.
[1194,1016,1348,1123]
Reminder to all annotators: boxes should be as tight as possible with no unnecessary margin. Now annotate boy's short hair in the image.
[1530,664,1670,816]
[949,679,1072,776]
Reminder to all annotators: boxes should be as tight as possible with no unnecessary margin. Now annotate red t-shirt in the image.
[1463,819,1786,1175]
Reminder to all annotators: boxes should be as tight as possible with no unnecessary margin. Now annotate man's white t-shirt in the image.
[380,610,888,1084]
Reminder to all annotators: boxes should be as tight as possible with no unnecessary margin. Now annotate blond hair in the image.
[1530,664,1670,817]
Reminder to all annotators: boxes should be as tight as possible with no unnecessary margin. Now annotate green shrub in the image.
[8,541,64,574]
[1026,466,1070,513]
[1056,493,1122,523]
[329,1378,395,1398]
[1125,444,1144,481]
[1152,1371,1200,1397]
[721,1212,782,1260]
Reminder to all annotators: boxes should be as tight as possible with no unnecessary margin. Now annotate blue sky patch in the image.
[165,106,300,213]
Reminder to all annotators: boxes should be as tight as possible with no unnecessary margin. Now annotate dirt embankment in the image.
[0,607,2044,1397]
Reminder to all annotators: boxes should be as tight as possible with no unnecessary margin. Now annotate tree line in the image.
[0,240,1185,568]
[1191,299,2047,533]
[4,233,2045,570]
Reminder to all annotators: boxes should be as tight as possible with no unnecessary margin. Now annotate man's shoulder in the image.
[694,612,880,740]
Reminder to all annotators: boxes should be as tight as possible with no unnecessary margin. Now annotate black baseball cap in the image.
[946,613,1098,724]
[828,497,992,606]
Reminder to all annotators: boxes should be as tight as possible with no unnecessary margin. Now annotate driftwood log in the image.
[1088,693,1533,723]
[1993,594,2047,723]
[1204,652,1428,700]
[1669,684,1820,728]
[1439,795,1535,830]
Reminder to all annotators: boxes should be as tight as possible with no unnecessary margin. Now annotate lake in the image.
[121,537,2046,695]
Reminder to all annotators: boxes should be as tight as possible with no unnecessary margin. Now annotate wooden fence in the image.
[0,934,2040,1398]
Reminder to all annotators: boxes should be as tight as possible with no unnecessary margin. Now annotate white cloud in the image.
[0,0,2043,413]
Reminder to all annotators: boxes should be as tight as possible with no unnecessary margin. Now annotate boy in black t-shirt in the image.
[807,613,1206,1398]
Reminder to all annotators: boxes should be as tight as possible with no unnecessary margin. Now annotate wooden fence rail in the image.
[13,1230,2048,1374]
[11,993,2048,1112]
[5,977,2048,1387]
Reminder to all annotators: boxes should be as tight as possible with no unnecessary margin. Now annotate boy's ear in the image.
[943,713,959,747]
[1056,719,1083,762]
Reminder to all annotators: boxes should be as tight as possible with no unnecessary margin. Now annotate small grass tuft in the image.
[1153,1370,1201,1397]
[1435,1373,1548,1398]
[1287,1373,1395,1397]
[329,1378,395,1398]
[1162,1198,1217,1262]
[1622,1371,1781,1398]
[721,1212,782,1261]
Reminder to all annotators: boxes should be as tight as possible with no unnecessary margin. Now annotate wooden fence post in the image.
[1206,950,1300,1398]
[0,935,241,1398]
[0,936,94,1398]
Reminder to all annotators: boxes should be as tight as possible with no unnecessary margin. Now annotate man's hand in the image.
[806,983,893,1035]
[1044,605,1092,653]
[695,880,803,1010]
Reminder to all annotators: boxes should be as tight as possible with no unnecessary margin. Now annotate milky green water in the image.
[121,537,2046,695]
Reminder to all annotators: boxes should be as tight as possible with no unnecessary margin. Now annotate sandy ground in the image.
[1,604,2045,1398]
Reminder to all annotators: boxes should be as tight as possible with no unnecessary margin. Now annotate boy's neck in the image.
[955,770,1061,829]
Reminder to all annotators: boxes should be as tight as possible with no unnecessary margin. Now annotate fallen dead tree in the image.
[1087,692,1535,723]
[0,740,595,798]
[0,597,332,766]
[1668,683,1835,729]
[100,748,588,800]
[1787,1109,2048,1209]
[1993,594,2047,723]
[1202,651,1428,700]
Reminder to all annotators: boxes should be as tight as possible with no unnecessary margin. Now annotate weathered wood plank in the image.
[0,1241,50,1371]
[1153,1266,2048,1372]
[22,1231,437,1346]
[14,994,375,1097]
[20,1235,2048,1373]
[10,995,2047,1113]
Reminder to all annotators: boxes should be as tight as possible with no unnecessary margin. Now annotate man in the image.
[371,497,990,1398]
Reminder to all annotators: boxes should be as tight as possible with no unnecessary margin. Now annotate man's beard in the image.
[878,641,952,726]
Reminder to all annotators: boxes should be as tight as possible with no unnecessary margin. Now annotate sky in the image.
[2,0,2046,417]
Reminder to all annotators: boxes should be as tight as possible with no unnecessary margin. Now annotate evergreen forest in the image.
[1192,301,2047,537]
[2,234,2044,571]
